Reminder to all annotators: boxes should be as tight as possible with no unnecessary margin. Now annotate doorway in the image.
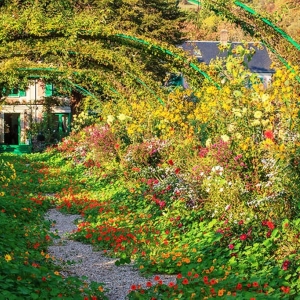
[4,113,20,145]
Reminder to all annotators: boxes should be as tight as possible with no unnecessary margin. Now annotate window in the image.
[7,88,26,97]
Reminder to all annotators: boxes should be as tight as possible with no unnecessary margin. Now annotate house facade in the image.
[0,81,71,154]
[180,40,275,87]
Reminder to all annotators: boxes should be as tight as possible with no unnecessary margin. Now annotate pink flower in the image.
[228,244,234,250]
[240,234,247,241]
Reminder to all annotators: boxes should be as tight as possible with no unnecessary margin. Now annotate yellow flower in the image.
[251,119,261,126]
[254,111,263,119]
[98,286,104,292]
[197,257,202,263]
[5,254,12,262]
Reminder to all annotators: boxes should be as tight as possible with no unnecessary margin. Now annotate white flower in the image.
[117,114,132,121]
[235,132,242,139]
[232,108,242,117]
[205,138,212,147]
[107,115,115,125]
[227,124,235,132]
[221,135,230,142]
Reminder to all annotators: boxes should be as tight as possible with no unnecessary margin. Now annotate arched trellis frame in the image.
[0,32,220,106]
[188,0,300,82]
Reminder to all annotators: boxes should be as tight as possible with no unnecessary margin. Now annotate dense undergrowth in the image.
[1,49,300,299]
[0,153,108,300]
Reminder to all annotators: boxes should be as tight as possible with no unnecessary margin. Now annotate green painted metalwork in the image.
[186,0,200,6]
[114,33,220,89]
[187,0,300,83]
[234,1,300,51]
[188,0,300,52]
[17,67,164,104]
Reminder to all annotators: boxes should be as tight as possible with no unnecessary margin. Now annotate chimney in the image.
[220,29,229,45]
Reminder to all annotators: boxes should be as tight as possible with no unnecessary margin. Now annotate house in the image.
[180,30,274,86]
[180,40,275,86]
[0,81,71,154]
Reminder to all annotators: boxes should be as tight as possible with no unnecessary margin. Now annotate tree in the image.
[0,0,193,114]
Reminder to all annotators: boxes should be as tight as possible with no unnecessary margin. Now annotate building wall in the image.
[0,81,71,145]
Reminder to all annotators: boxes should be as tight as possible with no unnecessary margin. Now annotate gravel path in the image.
[45,209,176,300]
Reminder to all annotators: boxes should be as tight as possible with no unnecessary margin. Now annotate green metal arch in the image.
[16,67,166,105]
[188,0,300,52]
[187,0,300,82]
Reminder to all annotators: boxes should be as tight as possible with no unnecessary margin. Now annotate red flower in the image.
[168,282,175,287]
[154,275,160,281]
[131,285,137,291]
[168,160,174,166]
[240,234,247,241]
[281,286,290,294]
[266,221,275,230]
[91,296,97,300]
[264,130,274,140]
[182,278,189,285]
[228,244,234,250]
[146,281,152,287]
[252,282,259,288]
[210,279,217,285]
[175,168,180,174]
[236,283,243,290]
[177,274,182,279]
[282,260,291,270]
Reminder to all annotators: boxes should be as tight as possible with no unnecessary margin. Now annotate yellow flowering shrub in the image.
[0,160,16,196]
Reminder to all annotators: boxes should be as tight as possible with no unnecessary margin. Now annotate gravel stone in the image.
[45,209,176,300]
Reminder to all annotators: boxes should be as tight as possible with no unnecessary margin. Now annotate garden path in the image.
[45,208,176,300]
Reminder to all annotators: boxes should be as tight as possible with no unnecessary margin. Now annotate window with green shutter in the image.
[8,88,26,97]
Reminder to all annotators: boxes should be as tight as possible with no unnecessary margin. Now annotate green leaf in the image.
[271,229,279,238]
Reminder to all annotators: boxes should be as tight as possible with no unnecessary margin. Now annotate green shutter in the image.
[19,90,26,97]
[8,88,19,97]
[45,83,53,96]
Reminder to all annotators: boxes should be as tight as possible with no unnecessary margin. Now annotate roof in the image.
[180,41,275,74]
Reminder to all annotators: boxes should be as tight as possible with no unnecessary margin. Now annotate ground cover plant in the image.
[1,46,300,300]
[48,51,299,299]
[0,153,108,300]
